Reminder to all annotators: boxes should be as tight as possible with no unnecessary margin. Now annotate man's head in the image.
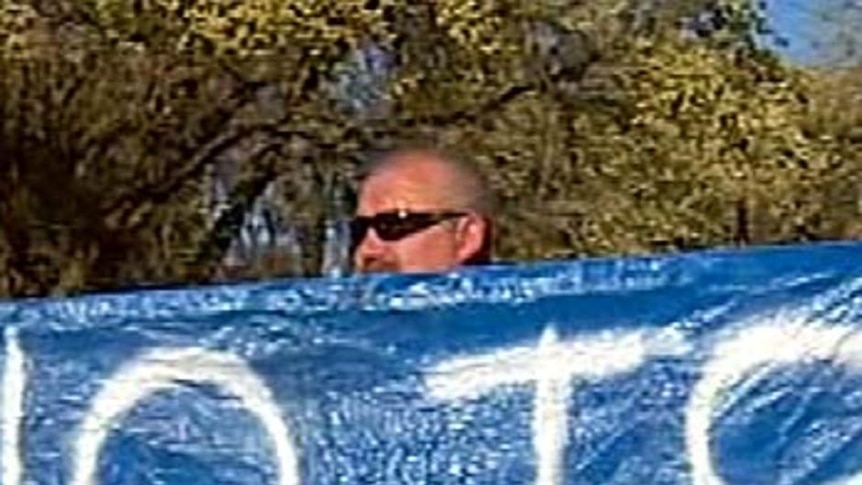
[352,148,493,274]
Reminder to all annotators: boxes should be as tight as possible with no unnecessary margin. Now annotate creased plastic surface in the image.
[3,242,862,484]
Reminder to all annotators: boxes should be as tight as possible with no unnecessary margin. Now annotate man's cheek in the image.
[362,257,400,273]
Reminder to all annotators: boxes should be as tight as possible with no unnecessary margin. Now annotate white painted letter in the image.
[686,319,862,485]
[70,347,300,485]
[2,327,25,485]
[426,326,689,485]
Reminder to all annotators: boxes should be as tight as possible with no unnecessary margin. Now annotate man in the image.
[351,148,494,274]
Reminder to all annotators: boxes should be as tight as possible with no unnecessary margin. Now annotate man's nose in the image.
[355,228,386,258]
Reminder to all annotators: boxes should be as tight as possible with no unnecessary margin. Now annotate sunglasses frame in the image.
[350,209,468,247]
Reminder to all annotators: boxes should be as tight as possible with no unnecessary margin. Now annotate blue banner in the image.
[2,242,862,484]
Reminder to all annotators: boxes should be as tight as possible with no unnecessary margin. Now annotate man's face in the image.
[352,159,481,274]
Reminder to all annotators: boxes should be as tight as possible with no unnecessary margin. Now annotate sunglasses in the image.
[350,210,467,247]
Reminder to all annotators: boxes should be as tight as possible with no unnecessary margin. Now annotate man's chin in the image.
[356,261,400,274]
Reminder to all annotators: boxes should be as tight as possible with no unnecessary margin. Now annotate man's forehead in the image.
[359,158,457,211]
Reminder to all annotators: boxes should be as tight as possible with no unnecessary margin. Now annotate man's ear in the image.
[455,214,488,264]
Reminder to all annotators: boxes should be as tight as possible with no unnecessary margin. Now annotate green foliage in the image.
[439,31,859,261]
[0,0,859,298]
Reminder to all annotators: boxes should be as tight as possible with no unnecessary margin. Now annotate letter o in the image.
[69,347,300,485]
[686,321,862,485]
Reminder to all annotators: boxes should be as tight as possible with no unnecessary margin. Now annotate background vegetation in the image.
[1,0,860,297]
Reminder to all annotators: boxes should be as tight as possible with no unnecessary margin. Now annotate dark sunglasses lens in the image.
[350,218,370,248]
[351,212,462,245]
[375,213,434,241]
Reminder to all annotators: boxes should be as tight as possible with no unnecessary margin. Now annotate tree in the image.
[430,2,856,260]
[0,0,588,296]
[797,64,862,237]
[0,0,857,298]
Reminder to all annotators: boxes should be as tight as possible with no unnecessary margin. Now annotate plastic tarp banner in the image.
[2,242,862,484]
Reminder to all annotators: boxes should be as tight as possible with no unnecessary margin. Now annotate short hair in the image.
[358,144,495,264]
[359,145,494,216]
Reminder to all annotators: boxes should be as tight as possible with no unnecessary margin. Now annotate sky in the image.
[763,0,862,65]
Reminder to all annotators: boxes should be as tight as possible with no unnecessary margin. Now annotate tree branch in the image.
[103,78,276,224]
[188,144,283,279]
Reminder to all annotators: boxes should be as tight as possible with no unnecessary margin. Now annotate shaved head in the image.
[360,148,493,216]
[353,147,494,274]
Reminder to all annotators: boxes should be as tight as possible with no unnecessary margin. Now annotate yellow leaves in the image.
[625,37,814,172]
[435,0,495,40]
[0,1,44,57]
[3,0,858,290]
[91,0,400,57]
[434,0,517,57]
[521,31,851,256]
